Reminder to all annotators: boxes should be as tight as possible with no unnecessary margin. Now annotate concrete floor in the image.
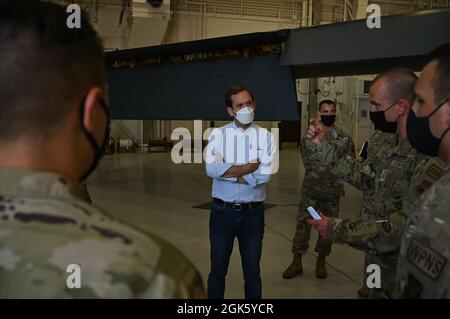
[87,148,365,299]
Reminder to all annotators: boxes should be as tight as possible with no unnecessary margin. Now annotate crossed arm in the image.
[221,162,261,184]
[205,128,275,187]
[206,155,266,186]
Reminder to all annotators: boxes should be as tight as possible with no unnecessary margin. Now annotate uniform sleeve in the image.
[330,153,445,254]
[315,139,366,191]
[329,211,409,254]
[299,137,315,172]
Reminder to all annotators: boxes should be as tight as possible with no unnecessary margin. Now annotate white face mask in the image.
[235,106,254,125]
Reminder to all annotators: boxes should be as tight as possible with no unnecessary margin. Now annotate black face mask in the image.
[79,96,110,181]
[407,98,450,157]
[369,101,398,133]
[320,114,336,127]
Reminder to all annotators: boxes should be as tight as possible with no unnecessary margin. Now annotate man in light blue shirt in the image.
[205,85,277,299]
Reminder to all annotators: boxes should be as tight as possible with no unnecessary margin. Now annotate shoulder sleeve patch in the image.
[426,164,445,181]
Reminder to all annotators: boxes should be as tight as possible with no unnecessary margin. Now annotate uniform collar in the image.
[0,168,85,202]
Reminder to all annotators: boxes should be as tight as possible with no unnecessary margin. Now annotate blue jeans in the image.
[207,202,265,299]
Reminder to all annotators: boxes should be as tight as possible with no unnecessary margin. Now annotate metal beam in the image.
[106,29,289,63]
[108,54,299,120]
[281,8,450,77]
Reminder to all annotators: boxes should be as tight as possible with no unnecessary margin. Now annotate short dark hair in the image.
[0,0,106,140]
[319,99,336,111]
[225,85,255,108]
[371,68,418,106]
[424,43,450,103]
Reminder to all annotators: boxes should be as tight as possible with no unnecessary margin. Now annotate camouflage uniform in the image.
[360,131,396,287]
[394,169,449,299]
[292,127,354,256]
[316,137,446,298]
[0,168,206,298]
[360,130,397,220]
[366,131,396,158]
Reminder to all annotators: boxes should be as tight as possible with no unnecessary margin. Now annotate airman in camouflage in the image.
[321,152,446,250]
[0,1,206,299]
[359,130,396,297]
[283,100,355,280]
[394,43,450,299]
[0,169,205,298]
[359,130,397,220]
[311,137,446,297]
[393,169,449,299]
[307,68,445,298]
[303,114,395,296]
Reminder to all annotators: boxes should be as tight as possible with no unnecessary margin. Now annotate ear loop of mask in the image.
[425,98,445,117]
[370,101,398,133]
[420,98,449,138]
[79,96,110,181]
[433,98,450,139]
[384,101,398,113]
[441,126,450,139]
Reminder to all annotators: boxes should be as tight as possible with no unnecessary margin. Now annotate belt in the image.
[213,198,264,212]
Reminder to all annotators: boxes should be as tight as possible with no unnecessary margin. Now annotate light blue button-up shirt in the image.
[205,121,277,203]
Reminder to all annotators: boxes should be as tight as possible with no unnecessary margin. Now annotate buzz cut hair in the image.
[371,68,418,106]
[424,43,450,104]
[319,99,336,112]
[0,0,106,140]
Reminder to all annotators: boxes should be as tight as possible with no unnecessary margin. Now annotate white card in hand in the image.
[307,206,322,220]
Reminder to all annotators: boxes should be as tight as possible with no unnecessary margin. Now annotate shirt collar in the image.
[230,120,256,132]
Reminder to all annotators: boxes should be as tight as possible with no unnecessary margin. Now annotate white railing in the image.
[172,0,304,20]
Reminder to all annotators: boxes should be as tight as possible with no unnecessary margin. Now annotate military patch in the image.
[426,164,444,181]
[407,238,447,280]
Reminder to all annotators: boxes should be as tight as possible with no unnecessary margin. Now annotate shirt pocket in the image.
[377,161,409,212]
